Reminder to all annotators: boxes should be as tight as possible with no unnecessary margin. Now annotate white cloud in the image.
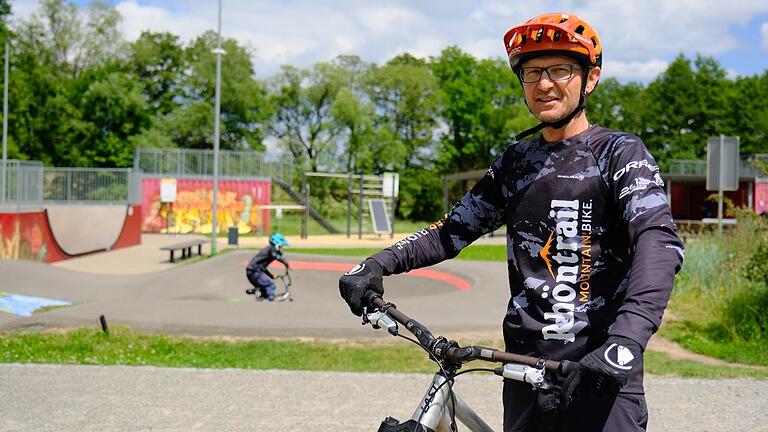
[603,59,669,82]
[762,22,768,51]
[116,1,210,42]
[356,6,423,34]
[8,0,768,81]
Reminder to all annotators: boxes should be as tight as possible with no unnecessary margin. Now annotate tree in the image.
[165,30,269,150]
[129,31,184,116]
[362,54,442,219]
[7,0,129,166]
[269,61,348,171]
[587,78,646,137]
[0,0,10,43]
[430,46,534,173]
[73,64,151,166]
[27,0,123,78]
[729,72,768,156]
[642,54,733,166]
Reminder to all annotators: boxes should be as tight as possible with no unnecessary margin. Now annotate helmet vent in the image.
[535,28,544,42]
[553,31,561,41]
[575,25,585,34]
[591,37,598,47]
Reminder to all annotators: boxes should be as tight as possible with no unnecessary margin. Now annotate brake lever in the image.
[363,308,399,336]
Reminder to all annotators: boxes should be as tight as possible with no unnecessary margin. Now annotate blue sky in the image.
[11,0,768,83]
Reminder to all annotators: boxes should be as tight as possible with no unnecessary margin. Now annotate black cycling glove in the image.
[579,335,641,391]
[339,259,384,316]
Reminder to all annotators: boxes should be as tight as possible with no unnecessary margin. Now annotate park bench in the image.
[160,239,205,263]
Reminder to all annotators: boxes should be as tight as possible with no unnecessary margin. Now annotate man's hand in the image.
[339,259,384,316]
[579,336,641,391]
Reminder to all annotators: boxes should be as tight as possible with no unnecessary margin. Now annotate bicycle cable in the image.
[393,332,458,432]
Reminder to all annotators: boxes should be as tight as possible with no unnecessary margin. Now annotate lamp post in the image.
[210,0,224,255]
[1,40,9,206]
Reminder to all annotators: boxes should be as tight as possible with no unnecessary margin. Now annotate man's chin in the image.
[535,112,567,124]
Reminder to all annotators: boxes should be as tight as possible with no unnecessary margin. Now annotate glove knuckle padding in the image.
[579,336,640,388]
[339,259,384,316]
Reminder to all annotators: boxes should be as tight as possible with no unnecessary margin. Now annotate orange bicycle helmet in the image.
[503,12,602,70]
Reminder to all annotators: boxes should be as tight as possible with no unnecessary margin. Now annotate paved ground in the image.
[2,364,766,432]
[1,233,767,431]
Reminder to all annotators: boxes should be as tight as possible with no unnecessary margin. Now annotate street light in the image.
[1,39,9,207]
[211,0,224,255]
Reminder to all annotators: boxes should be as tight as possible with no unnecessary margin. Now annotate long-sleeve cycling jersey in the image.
[370,125,684,393]
[247,244,289,278]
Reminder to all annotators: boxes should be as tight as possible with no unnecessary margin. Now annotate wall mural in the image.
[0,212,68,262]
[141,178,271,234]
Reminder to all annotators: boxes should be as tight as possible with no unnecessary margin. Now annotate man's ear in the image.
[585,66,602,94]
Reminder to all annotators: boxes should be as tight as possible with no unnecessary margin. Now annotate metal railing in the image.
[1,163,138,207]
[667,159,763,178]
[134,147,294,182]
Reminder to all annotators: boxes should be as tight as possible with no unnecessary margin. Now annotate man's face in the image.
[520,55,597,123]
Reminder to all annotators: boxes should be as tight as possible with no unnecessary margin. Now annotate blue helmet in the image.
[269,232,289,247]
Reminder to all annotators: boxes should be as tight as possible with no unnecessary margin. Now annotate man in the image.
[339,12,684,431]
[246,232,290,301]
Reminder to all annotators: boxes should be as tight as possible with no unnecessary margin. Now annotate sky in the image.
[9,0,768,83]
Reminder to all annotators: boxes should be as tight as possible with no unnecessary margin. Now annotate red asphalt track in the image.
[258,260,471,291]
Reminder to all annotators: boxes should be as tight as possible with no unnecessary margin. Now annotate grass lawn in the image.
[2,326,766,378]
[290,244,507,261]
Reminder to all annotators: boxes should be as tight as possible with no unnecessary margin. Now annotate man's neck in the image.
[541,112,590,142]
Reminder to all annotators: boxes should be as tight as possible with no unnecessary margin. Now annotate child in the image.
[245,233,290,301]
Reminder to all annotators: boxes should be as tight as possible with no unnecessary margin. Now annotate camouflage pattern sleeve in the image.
[371,158,508,275]
[606,134,685,348]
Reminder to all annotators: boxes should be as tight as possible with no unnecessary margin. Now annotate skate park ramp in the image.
[45,205,128,255]
[0,249,509,338]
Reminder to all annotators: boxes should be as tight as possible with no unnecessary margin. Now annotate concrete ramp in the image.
[46,205,128,255]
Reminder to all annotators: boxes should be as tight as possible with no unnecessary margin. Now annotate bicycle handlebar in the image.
[364,290,578,376]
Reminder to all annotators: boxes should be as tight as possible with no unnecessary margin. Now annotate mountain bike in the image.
[360,291,579,432]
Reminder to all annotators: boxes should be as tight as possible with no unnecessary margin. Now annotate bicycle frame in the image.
[411,373,495,432]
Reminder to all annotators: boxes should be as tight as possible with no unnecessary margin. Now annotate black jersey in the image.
[247,244,289,277]
[371,125,684,393]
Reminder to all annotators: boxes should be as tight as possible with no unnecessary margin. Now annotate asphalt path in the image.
[0,250,509,337]
[2,364,766,432]
[1,251,767,431]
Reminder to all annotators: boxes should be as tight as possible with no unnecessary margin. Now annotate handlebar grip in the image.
[364,290,384,308]
[559,360,580,375]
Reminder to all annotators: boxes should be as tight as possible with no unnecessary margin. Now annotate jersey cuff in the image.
[609,312,657,350]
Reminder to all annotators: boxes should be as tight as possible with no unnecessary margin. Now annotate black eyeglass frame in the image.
[517,63,583,83]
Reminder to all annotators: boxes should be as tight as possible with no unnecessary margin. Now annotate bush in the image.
[668,210,768,364]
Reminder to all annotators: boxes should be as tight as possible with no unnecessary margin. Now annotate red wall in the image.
[141,178,271,234]
[111,205,143,250]
[756,181,768,215]
[0,205,142,264]
[0,211,69,263]
[671,181,755,220]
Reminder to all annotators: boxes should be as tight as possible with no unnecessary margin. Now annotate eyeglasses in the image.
[518,64,582,83]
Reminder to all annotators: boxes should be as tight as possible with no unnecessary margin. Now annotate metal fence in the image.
[1,162,138,207]
[134,147,294,182]
[667,159,763,178]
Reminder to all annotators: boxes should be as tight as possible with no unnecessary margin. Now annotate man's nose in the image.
[537,75,555,89]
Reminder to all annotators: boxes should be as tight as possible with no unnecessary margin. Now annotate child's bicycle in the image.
[361,291,579,432]
[249,269,294,302]
[274,269,293,302]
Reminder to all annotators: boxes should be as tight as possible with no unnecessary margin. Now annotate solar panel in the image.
[368,199,391,234]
